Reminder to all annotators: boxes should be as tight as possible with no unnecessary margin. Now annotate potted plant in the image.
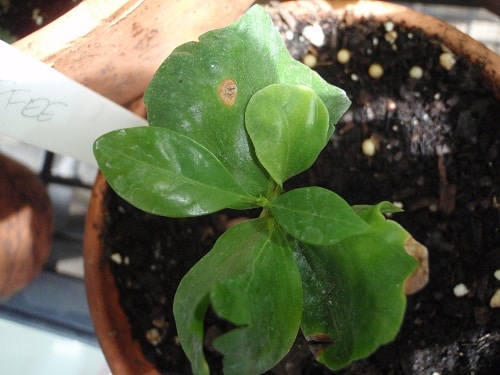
[85,3,430,374]
[0,153,53,300]
[84,1,499,374]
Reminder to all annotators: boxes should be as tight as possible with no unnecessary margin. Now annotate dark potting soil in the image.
[102,4,500,375]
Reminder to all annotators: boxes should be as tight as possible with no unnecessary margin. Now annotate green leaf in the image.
[277,61,351,139]
[143,4,350,202]
[270,187,370,245]
[174,218,303,375]
[246,84,330,185]
[94,127,256,217]
[295,203,418,370]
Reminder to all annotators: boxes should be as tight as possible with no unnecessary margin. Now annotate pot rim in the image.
[297,0,500,99]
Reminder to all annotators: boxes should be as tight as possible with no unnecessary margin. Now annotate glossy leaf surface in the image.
[144,4,350,202]
[295,203,418,370]
[94,127,256,217]
[246,84,329,185]
[174,218,303,375]
[270,187,369,245]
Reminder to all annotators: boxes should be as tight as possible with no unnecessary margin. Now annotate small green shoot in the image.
[94,5,427,374]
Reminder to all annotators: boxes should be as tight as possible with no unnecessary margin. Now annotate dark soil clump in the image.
[102,3,499,374]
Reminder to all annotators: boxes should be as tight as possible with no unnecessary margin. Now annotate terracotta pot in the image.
[0,153,53,300]
[14,0,255,106]
[84,172,156,374]
[83,1,499,373]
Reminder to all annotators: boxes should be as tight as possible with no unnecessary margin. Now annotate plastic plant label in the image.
[0,40,146,166]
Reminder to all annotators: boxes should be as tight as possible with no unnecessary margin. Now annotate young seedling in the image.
[94,5,428,375]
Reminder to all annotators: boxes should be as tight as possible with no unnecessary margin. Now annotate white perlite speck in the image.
[494,269,500,281]
[453,283,469,297]
[302,24,325,47]
[490,289,500,308]
[362,138,376,157]
[384,21,395,32]
[303,54,317,68]
[368,63,384,79]
[336,49,351,64]
[110,253,122,264]
[439,52,456,70]
[146,328,162,346]
[409,66,423,79]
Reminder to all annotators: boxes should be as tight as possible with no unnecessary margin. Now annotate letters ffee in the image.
[1,81,68,122]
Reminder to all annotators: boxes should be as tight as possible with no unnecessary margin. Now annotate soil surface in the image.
[101,2,499,374]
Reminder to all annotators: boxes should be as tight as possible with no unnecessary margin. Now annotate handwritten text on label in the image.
[1,80,68,122]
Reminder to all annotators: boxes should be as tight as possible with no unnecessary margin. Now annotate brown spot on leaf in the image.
[218,79,237,106]
[305,333,335,358]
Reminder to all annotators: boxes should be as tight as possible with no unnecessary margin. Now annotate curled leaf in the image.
[296,202,420,370]
[403,236,429,295]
